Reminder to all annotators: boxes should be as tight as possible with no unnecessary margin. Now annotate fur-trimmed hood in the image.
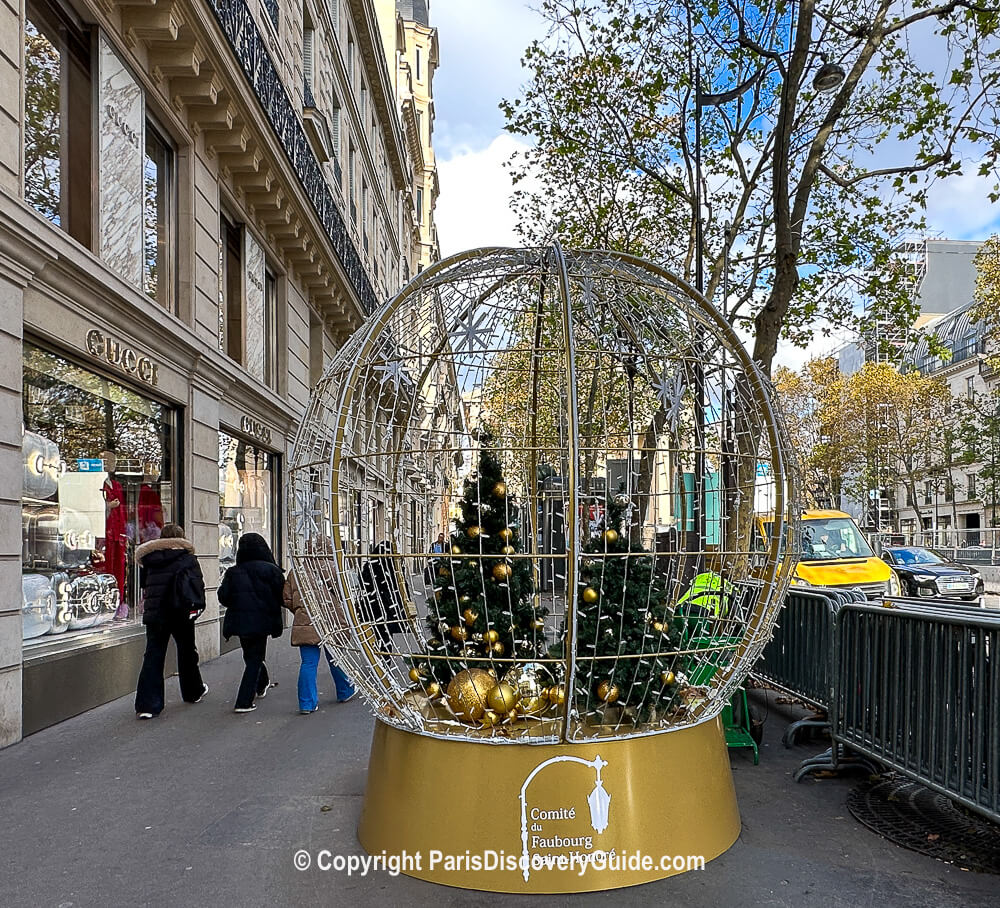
[136,537,195,563]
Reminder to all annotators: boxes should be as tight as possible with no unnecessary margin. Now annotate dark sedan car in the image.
[880,546,984,603]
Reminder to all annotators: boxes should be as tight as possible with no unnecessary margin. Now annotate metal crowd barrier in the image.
[802,600,1000,824]
[752,586,864,746]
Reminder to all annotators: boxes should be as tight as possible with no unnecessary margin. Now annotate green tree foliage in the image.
[503,0,1000,375]
[972,234,1000,359]
[562,494,684,723]
[423,434,546,685]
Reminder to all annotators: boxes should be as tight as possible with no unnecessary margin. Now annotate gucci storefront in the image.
[18,332,187,734]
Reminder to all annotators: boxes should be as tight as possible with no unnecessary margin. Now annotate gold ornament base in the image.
[358,717,740,893]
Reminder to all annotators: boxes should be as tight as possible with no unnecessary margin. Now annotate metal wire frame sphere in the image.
[289,245,799,744]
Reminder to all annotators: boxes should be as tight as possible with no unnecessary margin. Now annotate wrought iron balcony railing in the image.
[207,0,376,316]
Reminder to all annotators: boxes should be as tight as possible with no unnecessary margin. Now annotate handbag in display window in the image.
[22,430,61,500]
[22,574,56,640]
[66,574,115,630]
[48,572,74,635]
[23,504,65,570]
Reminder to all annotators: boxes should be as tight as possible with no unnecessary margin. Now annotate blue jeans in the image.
[297,644,355,710]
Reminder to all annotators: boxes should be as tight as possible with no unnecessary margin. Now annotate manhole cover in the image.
[847,777,1000,874]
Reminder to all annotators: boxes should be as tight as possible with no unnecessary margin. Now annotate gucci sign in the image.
[240,415,273,446]
[85,329,159,386]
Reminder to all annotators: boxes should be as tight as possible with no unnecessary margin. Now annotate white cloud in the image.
[431,1,541,158]
[923,166,1000,240]
[436,133,534,256]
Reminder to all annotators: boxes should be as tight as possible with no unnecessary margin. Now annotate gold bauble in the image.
[480,709,501,727]
[449,625,468,642]
[486,682,519,714]
[660,670,676,686]
[484,629,500,644]
[582,587,599,604]
[530,618,546,631]
[493,481,507,497]
[603,529,619,545]
[408,667,425,683]
[467,560,478,568]
[450,544,462,555]
[460,595,471,604]
[462,608,479,626]
[445,668,494,721]
[467,526,481,539]
[597,680,620,703]
[504,662,554,716]
[491,641,505,655]
[424,681,441,698]
[547,684,566,706]
[501,545,516,556]
[492,563,512,581]
[498,528,513,542]
[652,620,664,633]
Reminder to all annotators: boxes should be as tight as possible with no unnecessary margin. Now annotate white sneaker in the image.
[136,712,154,720]
[234,705,257,713]
[194,684,209,703]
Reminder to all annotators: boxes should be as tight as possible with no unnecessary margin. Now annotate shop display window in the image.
[219,432,278,589]
[22,343,177,646]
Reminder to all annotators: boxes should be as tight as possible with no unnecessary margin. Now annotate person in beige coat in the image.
[282,570,355,713]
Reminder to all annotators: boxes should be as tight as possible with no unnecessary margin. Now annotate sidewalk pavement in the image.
[1,641,996,908]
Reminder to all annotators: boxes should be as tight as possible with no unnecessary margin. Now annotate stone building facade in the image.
[0,0,439,746]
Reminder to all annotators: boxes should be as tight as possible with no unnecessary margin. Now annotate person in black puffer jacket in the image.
[134,523,208,719]
[219,533,284,712]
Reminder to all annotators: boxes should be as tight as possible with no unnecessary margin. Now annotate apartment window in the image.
[348,142,357,223]
[967,376,976,399]
[416,47,421,82]
[944,477,954,503]
[923,480,933,505]
[360,80,367,122]
[142,121,175,309]
[302,7,315,96]
[23,0,92,246]
[330,92,341,155]
[416,187,423,225]
[968,473,978,499]
[219,215,244,362]
[347,32,354,83]
[362,178,369,253]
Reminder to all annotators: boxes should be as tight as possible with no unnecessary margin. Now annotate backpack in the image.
[172,563,206,619]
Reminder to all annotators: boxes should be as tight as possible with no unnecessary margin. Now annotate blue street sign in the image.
[77,458,105,472]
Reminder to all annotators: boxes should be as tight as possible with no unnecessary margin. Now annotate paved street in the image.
[2,642,996,908]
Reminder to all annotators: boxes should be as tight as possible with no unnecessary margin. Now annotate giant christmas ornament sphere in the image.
[289,245,800,891]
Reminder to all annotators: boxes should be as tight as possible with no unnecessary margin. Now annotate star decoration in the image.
[654,369,688,432]
[292,488,322,537]
[374,360,406,391]
[449,312,492,351]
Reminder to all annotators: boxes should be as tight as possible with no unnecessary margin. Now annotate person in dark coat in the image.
[219,533,284,712]
[360,541,406,655]
[134,523,207,719]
